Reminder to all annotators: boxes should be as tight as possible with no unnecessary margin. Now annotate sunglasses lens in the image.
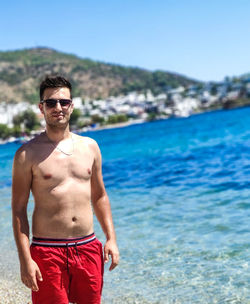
[45,99,57,108]
[59,99,71,107]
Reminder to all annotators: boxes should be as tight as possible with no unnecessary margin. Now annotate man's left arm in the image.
[90,140,119,271]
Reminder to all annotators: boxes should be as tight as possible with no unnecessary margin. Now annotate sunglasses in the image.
[41,99,72,108]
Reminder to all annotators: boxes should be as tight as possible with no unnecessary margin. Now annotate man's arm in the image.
[90,140,119,271]
[12,146,42,291]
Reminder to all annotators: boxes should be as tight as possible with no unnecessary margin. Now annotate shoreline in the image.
[85,118,146,132]
[0,118,147,145]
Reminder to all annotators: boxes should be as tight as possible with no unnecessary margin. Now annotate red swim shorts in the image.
[30,233,104,304]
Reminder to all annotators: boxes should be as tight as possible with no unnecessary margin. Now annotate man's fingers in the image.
[36,268,43,281]
[20,260,42,291]
[31,284,39,292]
[22,276,39,291]
[109,262,118,271]
[104,242,119,270]
[104,250,109,263]
[31,276,39,292]
[109,253,119,271]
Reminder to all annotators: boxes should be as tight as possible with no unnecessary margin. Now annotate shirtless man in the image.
[12,75,119,304]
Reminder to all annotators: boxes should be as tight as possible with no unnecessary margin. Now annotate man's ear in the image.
[39,103,44,114]
[70,102,74,114]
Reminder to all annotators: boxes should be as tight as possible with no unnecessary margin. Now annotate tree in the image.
[147,113,157,121]
[210,84,218,96]
[116,114,128,123]
[91,115,105,124]
[0,124,11,139]
[70,109,82,127]
[107,114,128,124]
[13,109,40,132]
[107,115,118,124]
[11,125,22,137]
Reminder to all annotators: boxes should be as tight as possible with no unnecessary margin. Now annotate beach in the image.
[0,278,30,304]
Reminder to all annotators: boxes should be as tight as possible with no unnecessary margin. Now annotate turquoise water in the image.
[0,108,250,303]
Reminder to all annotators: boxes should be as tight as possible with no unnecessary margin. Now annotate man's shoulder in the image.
[14,142,33,166]
[73,133,99,150]
[14,133,44,163]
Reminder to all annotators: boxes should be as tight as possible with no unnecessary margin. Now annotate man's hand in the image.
[104,239,119,271]
[20,259,43,291]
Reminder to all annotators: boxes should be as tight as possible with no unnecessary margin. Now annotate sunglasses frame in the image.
[41,99,72,108]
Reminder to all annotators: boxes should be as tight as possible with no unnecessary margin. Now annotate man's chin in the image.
[47,120,69,129]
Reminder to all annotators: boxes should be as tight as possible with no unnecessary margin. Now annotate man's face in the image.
[39,87,74,129]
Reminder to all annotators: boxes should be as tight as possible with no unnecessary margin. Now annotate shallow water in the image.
[0,107,250,303]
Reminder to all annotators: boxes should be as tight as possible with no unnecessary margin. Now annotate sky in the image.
[1,0,250,82]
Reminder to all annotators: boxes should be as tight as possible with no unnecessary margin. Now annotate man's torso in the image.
[26,132,96,238]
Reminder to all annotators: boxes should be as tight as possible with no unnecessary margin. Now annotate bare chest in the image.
[32,150,94,185]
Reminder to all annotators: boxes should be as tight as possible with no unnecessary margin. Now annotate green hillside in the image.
[0,47,201,103]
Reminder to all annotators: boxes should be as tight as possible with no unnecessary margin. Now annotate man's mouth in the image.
[52,113,64,118]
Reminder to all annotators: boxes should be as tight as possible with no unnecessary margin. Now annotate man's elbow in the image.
[92,191,108,205]
[12,202,28,217]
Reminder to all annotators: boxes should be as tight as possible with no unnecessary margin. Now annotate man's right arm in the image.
[12,146,42,291]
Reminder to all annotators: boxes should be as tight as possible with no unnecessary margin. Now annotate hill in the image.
[0,47,201,103]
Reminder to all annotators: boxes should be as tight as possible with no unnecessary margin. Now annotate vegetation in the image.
[91,115,105,124]
[0,47,200,103]
[69,109,82,127]
[107,114,128,124]
[223,97,250,109]
[0,124,13,139]
[0,124,22,139]
[147,113,157,121]
[13,109,40,133]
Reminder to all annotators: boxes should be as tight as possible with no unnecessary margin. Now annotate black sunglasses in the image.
[41,99,72,108]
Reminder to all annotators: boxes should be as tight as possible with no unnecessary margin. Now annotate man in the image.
[12,75,119,304]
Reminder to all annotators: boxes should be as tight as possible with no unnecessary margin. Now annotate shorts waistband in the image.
[31,233,96,247]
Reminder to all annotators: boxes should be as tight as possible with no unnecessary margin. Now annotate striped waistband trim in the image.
[31,233,96,247]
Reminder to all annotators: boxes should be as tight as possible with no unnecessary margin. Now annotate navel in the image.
[72,216,77,222]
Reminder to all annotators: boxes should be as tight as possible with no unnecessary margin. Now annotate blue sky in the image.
[1,0,250,81]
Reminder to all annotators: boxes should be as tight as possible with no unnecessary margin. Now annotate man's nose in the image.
[54,101,63,110]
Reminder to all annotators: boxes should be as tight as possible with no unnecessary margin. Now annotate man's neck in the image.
[45,125,71,142]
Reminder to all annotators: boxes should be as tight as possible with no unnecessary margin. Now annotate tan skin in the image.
[12,87,119,292]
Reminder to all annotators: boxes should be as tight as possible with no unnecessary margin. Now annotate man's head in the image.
[39,75,74,129]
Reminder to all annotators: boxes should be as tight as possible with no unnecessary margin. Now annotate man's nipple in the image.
[43,174,52,180]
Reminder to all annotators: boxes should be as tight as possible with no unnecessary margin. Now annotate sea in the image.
[0,107,250,304]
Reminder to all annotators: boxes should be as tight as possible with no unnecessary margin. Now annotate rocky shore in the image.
[0,277,30,304]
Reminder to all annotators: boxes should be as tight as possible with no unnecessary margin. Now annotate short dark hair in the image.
[40,75,72,100]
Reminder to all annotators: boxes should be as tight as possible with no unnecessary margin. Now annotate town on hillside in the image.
[1,76,250,143]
